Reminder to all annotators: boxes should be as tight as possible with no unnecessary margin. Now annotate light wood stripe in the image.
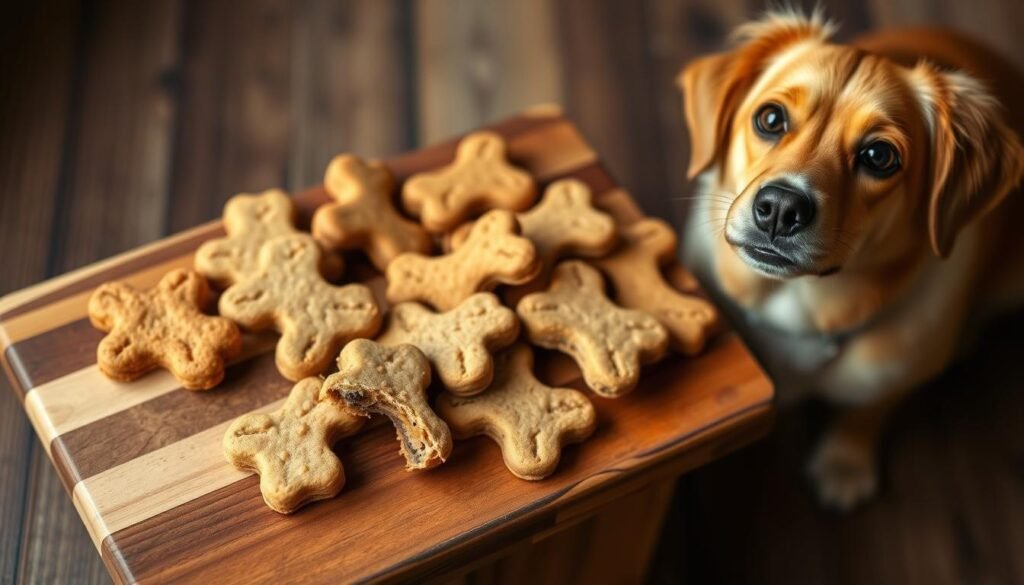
[1,254,198,350]
[72,402,281,550]
[24,334,278,455]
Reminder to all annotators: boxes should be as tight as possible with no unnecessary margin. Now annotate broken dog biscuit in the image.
[219,233,381,381]
[376,293,520,396]
[516,261,668,397]
[88,268,242,390]
[449,178,617,269]
[402,131,537,233]
[320,339,452,470]
[593,218,717,354]
[195,189,341,288]
[223,377,365,514]
[386,209,540,311]
[437,344,596,480]
[312,155,433,271]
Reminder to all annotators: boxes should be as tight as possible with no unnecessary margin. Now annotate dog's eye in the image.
[754,103,788,138]
[858,140,901,177]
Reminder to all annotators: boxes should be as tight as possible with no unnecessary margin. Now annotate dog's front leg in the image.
[809,336,932,511]
[806,388,907,511]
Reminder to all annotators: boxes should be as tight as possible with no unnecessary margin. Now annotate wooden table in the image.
[0,111,773,583]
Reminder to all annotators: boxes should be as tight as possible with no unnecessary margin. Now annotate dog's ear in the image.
[677,52,746,180]
[677,10,835,179]
[910,63,1024,257]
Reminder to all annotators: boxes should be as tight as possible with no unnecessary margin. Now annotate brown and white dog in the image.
[678,10,1024,509]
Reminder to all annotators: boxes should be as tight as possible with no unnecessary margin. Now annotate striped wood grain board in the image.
[0,110,774,584]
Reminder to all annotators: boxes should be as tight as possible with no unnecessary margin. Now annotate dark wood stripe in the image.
[562,161,618,197]
[49,438,79,496]
[100,537,133,585]
[6,318,102,390]
[0,113,561,325]
[51,353,289,489]
[103,344,771,583]
[8,158,611,391]
[3,344,32,402]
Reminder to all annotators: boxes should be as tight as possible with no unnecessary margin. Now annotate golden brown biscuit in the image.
[376,293,520,396]
[219,233,381,381]
[402,131,537,233]
[386,209,540,311]
[88,268,242,390]
[223,377,365,514]
[312,155,433,271]
[448,178,617,269]
[195,189,341,288]
[320,339,452,470]
[593,218,718,354]
[516,261,668,397]
[436,344,596,480]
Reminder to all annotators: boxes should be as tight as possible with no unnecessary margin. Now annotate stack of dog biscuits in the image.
[85,130,719,514]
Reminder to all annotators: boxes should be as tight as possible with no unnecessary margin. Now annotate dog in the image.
[677,9,1024,510]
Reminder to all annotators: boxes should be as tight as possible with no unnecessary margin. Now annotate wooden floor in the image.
[1,0,1022,583]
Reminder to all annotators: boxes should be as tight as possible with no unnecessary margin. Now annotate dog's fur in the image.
[678,10,1024,509]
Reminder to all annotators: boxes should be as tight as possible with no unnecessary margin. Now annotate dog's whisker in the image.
[670,194,735,203]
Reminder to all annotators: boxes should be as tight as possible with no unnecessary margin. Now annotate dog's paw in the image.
[806,434,878,511]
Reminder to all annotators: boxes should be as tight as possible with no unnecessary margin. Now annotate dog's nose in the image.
[752,184,815,239]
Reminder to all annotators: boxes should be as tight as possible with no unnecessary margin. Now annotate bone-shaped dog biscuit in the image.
[593,218,718,354]
[376,293,520,396]
[88,268,242,390]
[223,377,365,514]
[402,131,537,233]
[516,261,668,397]
[386,209,540,311]
[437,344,597,480]
[312,155,433,271]
[195,189,341,288]
[219,233,381,381]
[448,179,617,270]
[320,339,452,470]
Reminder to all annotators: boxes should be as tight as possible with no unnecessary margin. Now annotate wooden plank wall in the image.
[1,0,1022,583]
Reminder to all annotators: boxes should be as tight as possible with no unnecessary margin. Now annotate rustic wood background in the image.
[1,0,1022,583]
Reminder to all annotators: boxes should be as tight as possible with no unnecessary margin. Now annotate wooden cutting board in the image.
[0,109,774,584]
